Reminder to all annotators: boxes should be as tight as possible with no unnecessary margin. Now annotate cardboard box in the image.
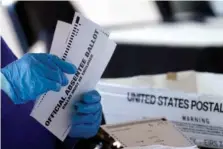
[100,118,194,148]
[97,71,223,148]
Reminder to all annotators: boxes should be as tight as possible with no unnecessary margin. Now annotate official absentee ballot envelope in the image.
[30,12,116,141]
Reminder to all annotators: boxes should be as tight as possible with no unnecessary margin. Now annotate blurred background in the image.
[1,0,223,76]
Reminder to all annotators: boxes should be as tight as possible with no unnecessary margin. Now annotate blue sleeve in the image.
[1,37,17,68]
[1,37,79,148]
[1,37,18,112]
[1,37,18,101]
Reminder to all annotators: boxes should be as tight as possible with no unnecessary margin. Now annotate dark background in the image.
[11,1,223,77]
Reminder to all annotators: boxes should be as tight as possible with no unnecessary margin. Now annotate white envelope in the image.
[31,12,116,141]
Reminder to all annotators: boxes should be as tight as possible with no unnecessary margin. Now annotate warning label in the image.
[174,121,223,137]
[173,121,223,148]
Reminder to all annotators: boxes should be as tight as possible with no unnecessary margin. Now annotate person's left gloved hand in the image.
[69,90,102,139]
[1,53,76,104]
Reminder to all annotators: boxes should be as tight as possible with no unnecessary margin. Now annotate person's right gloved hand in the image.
[1,53,76,104]
[69,90,102,139]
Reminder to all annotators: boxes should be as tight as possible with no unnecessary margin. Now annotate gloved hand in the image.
[69,90,102,139]
[1,53,76,104]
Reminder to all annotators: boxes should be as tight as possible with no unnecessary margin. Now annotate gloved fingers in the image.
[32,53,59,70]
[45,66,69,86]
[50,55,77,74]
[75,102,102,114]
[32,53,72,85]
[52,67,69,86]
[69,114,102,138]
[82,90,101,104]
[33,53,76,74]
[38,76,62,93]
[35,63,64,85]
[59,71,69,86]
[45,79,61,92]
[72,109,101,125]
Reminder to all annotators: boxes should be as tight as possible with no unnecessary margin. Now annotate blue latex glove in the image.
[1,53,76,104]
[69,90,102,139]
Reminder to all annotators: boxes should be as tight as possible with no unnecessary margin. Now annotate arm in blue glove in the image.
[69,90,102,139]
[1,53,76,104]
